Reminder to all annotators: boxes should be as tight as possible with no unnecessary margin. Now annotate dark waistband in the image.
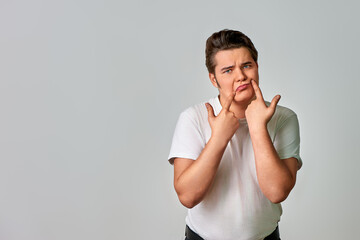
[185,225,204,240]
[185,225,280,240]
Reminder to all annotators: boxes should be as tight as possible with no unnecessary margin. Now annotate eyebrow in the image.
[241,61,252,66]
[220,65,234,71]
[220,62,253,72]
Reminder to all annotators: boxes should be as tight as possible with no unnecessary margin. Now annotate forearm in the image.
[250,125,295,203]
[175,137,228,208]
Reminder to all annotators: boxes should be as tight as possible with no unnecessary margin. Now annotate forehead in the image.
[214,47,254,69]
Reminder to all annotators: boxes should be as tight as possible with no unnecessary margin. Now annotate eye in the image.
[243,64,251,69]
[224,69,232,74]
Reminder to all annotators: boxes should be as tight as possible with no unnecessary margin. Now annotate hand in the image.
[205,92,240,143]
[245,80,281,131]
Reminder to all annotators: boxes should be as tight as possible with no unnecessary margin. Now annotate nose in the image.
[235,68,247,82]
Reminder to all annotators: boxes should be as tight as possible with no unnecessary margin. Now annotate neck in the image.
[230,103,247,119]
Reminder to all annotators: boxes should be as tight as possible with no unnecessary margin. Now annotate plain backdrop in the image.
[1,0,359,239]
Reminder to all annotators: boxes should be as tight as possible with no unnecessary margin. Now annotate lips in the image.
[236,84,250,92]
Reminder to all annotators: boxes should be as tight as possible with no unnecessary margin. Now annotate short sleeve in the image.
[168,110,205,165]
[273,114,303,170]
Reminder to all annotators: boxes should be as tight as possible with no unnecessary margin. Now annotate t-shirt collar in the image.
[213,95,222,116]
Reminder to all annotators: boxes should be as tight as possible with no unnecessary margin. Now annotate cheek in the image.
[254,71,259,81]
[246,68,258,79]
[250,70,258,79]
[219,78,233,88]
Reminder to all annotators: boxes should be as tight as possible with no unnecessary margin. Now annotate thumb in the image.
[269,95,281,111]
[205,103,215,119]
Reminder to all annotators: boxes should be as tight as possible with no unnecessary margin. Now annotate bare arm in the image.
[250,127,298,203]
[173,137,228,208]
[173,93,239,208]
[245,80,298,203]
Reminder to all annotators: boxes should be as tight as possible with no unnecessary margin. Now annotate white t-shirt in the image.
[168,96,302,240]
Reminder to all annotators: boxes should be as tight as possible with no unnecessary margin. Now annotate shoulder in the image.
[274,104,297,120]
[265,101,297,118]
[179,97,216,124]
[266,101,299,130]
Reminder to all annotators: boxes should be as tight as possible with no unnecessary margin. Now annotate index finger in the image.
[251,80,264,100]
[223,91,236,111]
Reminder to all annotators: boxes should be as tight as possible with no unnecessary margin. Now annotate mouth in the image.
[236,83,250,92]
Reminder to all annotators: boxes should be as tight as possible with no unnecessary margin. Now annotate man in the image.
[168,29,302,240]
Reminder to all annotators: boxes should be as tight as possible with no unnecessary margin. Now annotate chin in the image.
[234,92,254,103]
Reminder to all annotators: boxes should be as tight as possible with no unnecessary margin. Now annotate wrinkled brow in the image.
[220,65,234,71]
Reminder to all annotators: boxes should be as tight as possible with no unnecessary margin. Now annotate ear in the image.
[209,73,219,88]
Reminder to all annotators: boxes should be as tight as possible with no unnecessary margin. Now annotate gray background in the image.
[1,0,359,239]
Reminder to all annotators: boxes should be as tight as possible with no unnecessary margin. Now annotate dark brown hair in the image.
[205,29,258,74]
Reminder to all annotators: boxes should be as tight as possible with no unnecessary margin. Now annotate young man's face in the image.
[209,47,259,105]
